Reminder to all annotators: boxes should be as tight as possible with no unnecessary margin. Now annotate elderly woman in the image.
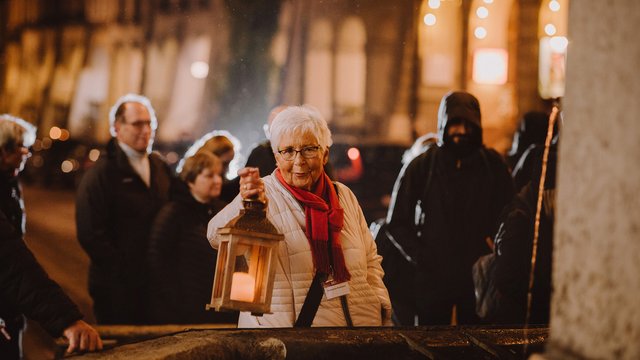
[207,105,392,327]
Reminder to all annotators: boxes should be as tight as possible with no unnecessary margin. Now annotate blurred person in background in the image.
[0,115,35,237]
[243,105,288,177]
[208,105,392,328]
[0,114,102,358]
[148,151,238,324]
[76,94,173,324]
[371,132,437,325]
[512,117,560,192]
[506,111,550,170]
[486,140,557,324]
[177,130,240,203]
[386,91,514,325]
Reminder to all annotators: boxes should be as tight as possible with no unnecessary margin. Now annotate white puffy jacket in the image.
[207,175,393,327]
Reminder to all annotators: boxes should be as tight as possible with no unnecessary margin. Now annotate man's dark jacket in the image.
[76,138,172,324]
[148,180,238,324]
[386,92,514,304]
[0,173,24,237]
[0,209,82,358]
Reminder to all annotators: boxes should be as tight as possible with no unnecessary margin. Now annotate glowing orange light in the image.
[347,147,360,161]
[59,129,70,141]
[88,149,100,162]
[61,160,73,173]
[49,127,62,140]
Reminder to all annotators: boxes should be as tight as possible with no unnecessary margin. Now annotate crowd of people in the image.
[0,90,557,357]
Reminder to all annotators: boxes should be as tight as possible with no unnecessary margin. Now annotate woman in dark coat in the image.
[148,151,238,324]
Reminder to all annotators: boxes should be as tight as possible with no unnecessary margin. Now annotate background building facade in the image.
[0,0,567,159]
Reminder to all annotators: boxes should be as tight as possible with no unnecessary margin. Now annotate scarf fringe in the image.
[311,241,330,275]
[331,246,351,282]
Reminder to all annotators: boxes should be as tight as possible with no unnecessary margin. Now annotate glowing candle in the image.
[230,272,255,302]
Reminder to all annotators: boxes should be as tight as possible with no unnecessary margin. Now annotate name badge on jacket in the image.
[323,278,350,300]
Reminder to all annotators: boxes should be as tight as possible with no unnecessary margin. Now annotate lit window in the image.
[473,48,508,85]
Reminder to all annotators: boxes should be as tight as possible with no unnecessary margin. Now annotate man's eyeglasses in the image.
[277,145,321,161]
[123,120,152,129]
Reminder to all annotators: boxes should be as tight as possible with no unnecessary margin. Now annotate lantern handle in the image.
[242,197,267,215]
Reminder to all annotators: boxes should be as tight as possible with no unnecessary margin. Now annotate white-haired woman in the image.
[207,105,392,328]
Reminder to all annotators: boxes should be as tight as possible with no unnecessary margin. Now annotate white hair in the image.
[269,105,332,153]
[0,114,37,149]
[108,93,158,137]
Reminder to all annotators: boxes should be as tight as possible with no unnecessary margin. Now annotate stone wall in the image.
[545,1,640,359]
[72,326,548,359]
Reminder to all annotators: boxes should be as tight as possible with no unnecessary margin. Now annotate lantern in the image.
[207,198,284,316]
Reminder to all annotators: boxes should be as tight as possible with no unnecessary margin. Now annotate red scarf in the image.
[275,169,351,282]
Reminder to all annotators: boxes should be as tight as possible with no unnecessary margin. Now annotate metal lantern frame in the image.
[207,199,283,316]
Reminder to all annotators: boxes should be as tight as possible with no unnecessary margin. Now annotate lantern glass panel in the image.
[211,239,229,299]
[229,241,272,303]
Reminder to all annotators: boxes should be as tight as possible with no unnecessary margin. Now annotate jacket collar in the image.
[107,138,149,183]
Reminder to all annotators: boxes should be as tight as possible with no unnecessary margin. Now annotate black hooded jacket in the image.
[491,142,557,324]
[148,180,238,324]
[75,138,173,324]
[386,91,514,298]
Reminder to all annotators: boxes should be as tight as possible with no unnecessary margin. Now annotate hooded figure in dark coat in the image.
[386,91,515,325]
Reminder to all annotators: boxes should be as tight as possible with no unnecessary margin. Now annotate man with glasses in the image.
[0,114,102,358]
[76,94,173,324]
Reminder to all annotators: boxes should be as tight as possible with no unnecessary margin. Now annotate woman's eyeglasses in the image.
[277,145,321,161]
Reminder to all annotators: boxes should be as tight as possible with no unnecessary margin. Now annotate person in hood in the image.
[386,91,514,325]
[148,151,238,324]
[76,94,173,324]
[506,111,550,170]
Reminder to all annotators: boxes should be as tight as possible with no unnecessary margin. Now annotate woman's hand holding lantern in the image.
[238,167,267,204]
